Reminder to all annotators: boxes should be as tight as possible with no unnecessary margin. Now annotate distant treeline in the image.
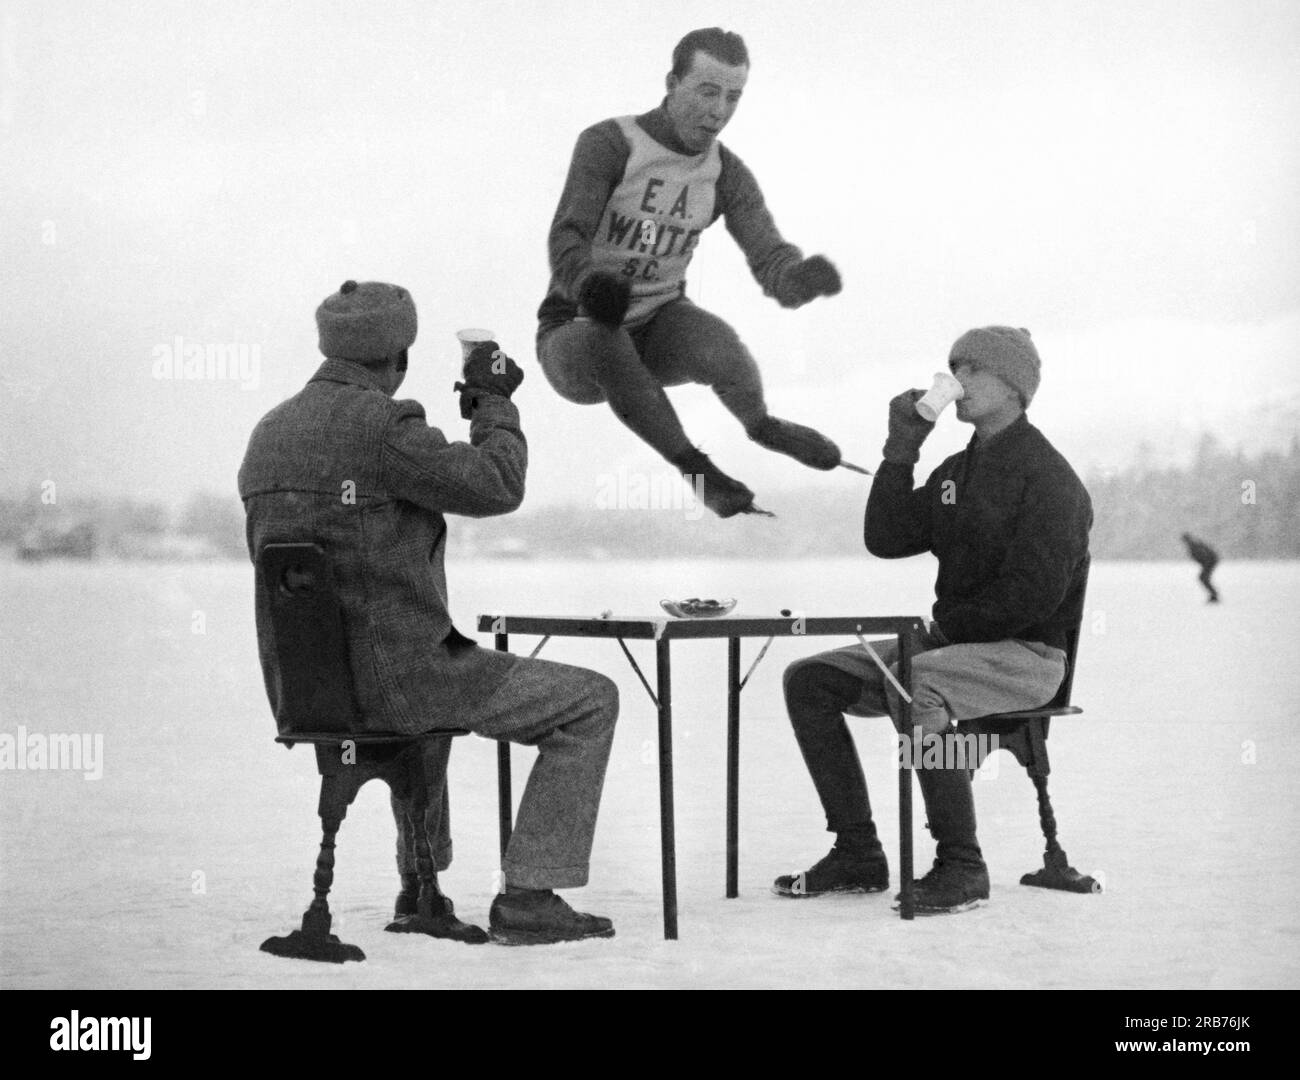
[1085,434,1300,560]
[1,490,245,561]
[3,434,1297,561]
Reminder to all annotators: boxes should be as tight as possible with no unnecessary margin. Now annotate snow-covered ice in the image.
[2,557,1296,989]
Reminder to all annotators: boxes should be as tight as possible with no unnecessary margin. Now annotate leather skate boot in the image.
[671,447,756,519]
[773,838,889,897]
[894,761,989,914]
[906,859,990,914]
[748,416,842,471]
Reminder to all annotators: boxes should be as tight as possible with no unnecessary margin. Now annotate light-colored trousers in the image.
[394,647,618,890]
[791,632,1066,735]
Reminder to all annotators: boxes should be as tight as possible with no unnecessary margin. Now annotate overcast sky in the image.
[2,0,1298,511]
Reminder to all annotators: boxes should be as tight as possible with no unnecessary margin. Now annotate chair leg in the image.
[385,738,488,944]
[385,773,442,935]
[497,741,512,859]
[1019,721,1101,894]
[261,772,368,963]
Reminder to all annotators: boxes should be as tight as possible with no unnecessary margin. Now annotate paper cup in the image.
[915,372,964,422]
[456,328,496,370]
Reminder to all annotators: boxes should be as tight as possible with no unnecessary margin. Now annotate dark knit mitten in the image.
[784,255,842,305]
[881,389,935,465]
[577,271,632,328]
[454,341,524,418]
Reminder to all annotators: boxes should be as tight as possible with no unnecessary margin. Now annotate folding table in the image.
[477,613,927,938]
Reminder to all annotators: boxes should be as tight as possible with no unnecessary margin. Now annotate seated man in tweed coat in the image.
[239,280,619,945]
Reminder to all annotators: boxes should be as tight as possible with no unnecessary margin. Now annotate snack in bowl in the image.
[659,597,737,619]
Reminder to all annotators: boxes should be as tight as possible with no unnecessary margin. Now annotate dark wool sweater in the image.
[865,415,1092,651]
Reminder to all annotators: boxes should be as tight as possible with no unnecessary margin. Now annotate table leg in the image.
[726,636,740,898]
[656,638,678,940]
[897,629,915,921]
[494,631,513,861]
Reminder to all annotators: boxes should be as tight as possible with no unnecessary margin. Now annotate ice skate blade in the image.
[771,882,887,899]
[890,897,985,916]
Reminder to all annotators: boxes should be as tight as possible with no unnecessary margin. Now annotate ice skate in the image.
[748,416,842,471]
[772,841,889,897]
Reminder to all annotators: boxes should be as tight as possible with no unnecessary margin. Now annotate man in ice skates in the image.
[536,27,845,518]
[774,327,1092,914]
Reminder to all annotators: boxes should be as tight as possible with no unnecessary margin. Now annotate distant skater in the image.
[1181,532,1221,603]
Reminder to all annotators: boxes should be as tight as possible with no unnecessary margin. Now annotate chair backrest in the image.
[1048,555,1090,709]
[258,542,362,735]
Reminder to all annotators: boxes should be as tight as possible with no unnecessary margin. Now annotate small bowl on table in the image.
[659,598,736,619]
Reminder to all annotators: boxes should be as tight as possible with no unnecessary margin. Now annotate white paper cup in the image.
[915,372,965,422]
[456,328,496,370]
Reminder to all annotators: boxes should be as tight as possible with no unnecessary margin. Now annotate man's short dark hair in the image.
[671,28,749,79]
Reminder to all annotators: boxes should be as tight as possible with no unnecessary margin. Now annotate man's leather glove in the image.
[785,255,842,304]
[577,270,632,328]
[454,341,524,419]
[881,389,935,465]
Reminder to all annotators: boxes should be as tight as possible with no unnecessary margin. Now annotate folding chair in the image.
[254,542,472,963]
[962,557,1101,894]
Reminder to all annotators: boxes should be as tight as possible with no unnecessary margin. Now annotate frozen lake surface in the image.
[2,557,1297,989]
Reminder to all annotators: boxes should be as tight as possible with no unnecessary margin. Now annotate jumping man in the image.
[536,27,846,518]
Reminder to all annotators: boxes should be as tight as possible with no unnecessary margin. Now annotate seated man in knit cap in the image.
[536,26,846,518]
[239,280,620,945]
[772,326,1092,914]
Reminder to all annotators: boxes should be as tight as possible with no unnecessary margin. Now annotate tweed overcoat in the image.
[239,358,527,734]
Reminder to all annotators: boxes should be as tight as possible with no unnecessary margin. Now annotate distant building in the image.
[486,536,532,559]
[17,523,96,561]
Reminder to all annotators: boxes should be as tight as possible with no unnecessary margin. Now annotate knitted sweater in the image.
[865,415,1093,651]
[538,104,812,334]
